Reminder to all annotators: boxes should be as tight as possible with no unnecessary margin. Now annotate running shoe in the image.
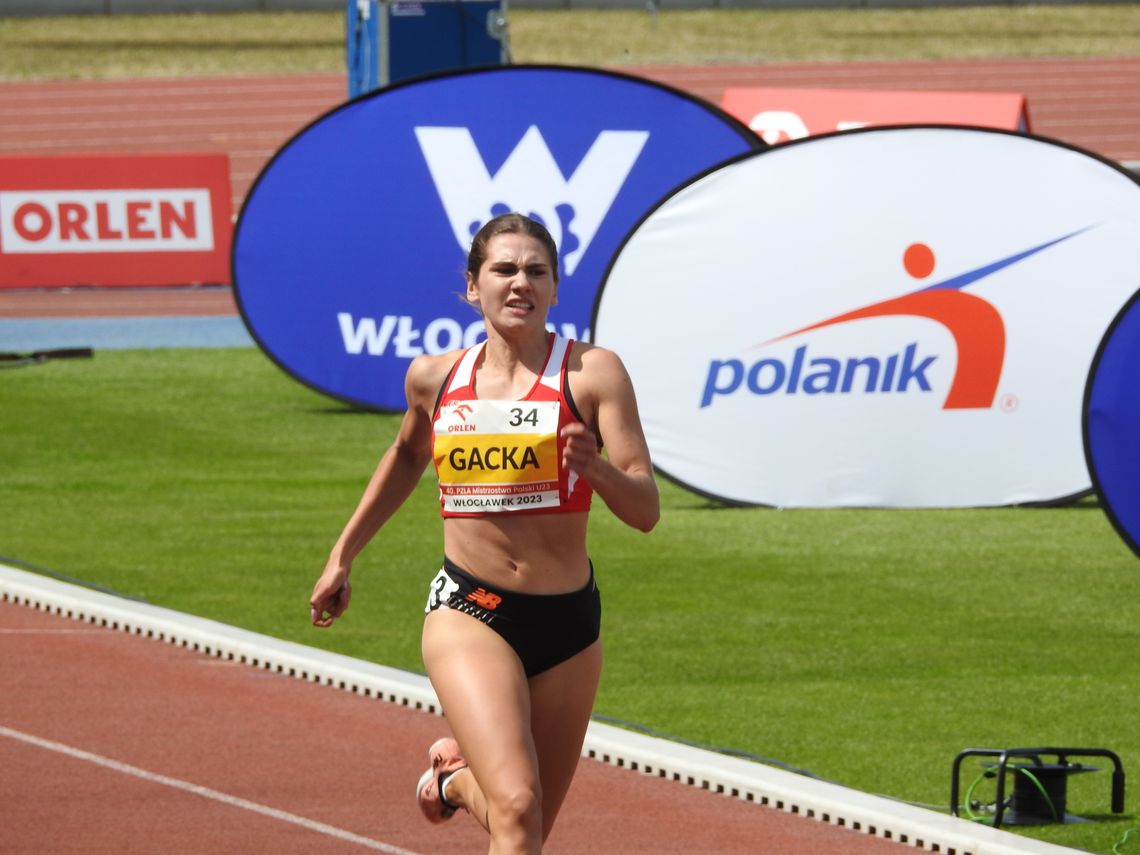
[416,737,467,823]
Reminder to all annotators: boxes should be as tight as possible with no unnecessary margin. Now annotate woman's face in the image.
[467,232,558,332]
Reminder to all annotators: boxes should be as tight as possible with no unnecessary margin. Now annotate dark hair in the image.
[466,213,560,283]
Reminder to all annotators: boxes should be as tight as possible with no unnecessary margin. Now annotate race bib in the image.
[434,399,560,513]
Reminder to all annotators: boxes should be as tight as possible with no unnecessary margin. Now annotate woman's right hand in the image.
[310,562,352,628]
[306,352,446,629]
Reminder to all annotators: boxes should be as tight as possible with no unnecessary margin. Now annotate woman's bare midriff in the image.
[442,512,592,594]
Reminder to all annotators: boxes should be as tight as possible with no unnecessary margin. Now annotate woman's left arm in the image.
[562,347,660,532]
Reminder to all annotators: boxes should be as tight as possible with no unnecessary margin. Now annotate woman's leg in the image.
[421,608,542,855]
[527,638,603,841]
[429,641,604,845]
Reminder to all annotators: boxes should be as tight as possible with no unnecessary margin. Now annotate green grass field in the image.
[0,6,1138,79]
[4,350,1139,852]
[3,6,1140,852]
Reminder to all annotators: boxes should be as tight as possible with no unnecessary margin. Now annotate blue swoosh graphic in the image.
[920,225,1096,293]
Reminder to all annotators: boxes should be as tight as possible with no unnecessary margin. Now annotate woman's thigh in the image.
[421,608,539,799]
[528,639,603,839]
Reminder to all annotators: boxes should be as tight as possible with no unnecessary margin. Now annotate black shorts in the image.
[424,557,602,678]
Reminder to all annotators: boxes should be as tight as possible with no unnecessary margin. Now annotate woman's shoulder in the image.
[567,339,625,374]
[405,348,467,405]
[566,340,634,402]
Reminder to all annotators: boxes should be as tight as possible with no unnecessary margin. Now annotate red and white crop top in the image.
[432,333,594,517]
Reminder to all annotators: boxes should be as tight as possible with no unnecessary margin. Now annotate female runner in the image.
[310,212,659,854]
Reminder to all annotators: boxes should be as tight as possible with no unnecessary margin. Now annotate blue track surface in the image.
[0,316,254,352]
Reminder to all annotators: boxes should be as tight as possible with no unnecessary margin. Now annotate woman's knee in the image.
[487,781,543,839]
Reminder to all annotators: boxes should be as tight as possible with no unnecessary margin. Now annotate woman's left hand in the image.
[561,422,600,479]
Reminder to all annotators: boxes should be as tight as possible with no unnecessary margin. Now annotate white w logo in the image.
[414,125,649,276]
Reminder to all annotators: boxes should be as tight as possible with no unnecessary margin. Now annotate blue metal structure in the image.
[347,0,508,98]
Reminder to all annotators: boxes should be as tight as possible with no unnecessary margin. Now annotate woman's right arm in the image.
[309,354,447,627]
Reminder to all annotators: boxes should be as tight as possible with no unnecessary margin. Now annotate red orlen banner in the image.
[0,153,232,288]
[721,88,1030,145]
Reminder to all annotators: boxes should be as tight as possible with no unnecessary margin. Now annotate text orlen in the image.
[0,189,214,253]
[337,312,587,357]
[701,342,936,407]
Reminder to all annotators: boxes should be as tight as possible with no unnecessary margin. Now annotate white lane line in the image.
[0,725,420,855]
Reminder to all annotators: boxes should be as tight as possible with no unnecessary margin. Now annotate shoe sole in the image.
[428,737,462,768]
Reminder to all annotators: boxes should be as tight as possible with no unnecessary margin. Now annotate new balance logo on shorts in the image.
[465,588,503,610]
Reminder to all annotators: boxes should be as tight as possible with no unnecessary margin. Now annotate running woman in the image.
[310,212,659,854]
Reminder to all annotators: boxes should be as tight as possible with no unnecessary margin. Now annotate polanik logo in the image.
[594,126,1140,507]
[233,65,760,411]
[699,227,1091,410]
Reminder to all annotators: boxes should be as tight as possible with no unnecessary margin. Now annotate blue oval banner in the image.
[1085,287,1140,558]
[233,65,761,410]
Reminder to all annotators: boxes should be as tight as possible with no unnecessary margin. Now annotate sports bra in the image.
[432,334,594,517]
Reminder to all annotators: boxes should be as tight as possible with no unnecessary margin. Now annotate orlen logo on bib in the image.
[416,125,648,277]
[699,228,1088,409]
[0,189,214,254]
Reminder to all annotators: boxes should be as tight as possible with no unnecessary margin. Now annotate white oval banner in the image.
[594,127,1140,507]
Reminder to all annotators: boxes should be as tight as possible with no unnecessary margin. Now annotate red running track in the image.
[0,58,1137,216]
[0,596,907,854]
